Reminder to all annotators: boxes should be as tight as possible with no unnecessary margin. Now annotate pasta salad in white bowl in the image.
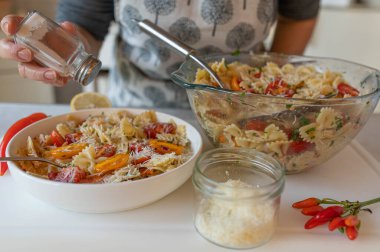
[6,108,203,213]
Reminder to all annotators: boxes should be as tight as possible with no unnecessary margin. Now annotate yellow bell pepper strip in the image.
[230,76,241,91]
[47,143,88,159]
[149,139,184,155]
[94,153,129,174]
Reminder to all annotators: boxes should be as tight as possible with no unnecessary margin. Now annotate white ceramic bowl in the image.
[6,108,203,213]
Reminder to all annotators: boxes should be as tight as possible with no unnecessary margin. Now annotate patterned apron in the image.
[110,0,276,108]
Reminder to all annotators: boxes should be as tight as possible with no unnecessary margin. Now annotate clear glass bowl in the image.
[171,53,380,174]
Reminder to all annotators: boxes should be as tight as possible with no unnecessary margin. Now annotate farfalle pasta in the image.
[192,60,366,173]
[17,110,191,183]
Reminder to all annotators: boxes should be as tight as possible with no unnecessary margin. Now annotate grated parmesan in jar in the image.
[194,179,277,249]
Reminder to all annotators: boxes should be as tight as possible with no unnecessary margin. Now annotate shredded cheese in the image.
[194,179,277,249]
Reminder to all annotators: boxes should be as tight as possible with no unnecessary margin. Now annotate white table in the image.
[0,103,379,252]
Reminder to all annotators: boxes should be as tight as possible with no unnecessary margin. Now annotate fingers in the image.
[0,38,33,62]
[18,62,69,86]
[60,21,79,36]
[1,15,24,35]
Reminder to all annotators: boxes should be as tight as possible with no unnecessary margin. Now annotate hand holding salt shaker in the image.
[14,11,101,86]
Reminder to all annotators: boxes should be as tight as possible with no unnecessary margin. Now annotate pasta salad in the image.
[18,110,191,183]
[191,60,368,173]
[194,59,360,98]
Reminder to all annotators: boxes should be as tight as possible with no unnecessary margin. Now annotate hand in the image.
[0,15,82,86]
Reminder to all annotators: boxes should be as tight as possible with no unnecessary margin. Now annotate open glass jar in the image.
[192,148,285,249]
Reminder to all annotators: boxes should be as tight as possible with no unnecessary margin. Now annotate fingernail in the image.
[1,21,8,32]
[17,49,32,61]
[44,71,56,81]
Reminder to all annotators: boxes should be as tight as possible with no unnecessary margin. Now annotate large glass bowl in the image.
[170,53,380,174]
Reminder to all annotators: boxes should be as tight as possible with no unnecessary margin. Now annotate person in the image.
[0,0,320,108]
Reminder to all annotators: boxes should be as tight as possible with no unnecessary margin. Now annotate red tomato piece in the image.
[244,119,267,131]
[265,79,294,97]
[131,156,151,165]
[337,83,359,97]
[51,166,87,183]
[287,141,315,155]
[129,142,147,153]
[143,123,176,139]
[65,133,82,144]
[253,72,261,78]
[51,130,65,147]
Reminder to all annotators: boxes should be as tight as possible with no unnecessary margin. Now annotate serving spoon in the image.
[133,19,226,89]
[0,156,64,168]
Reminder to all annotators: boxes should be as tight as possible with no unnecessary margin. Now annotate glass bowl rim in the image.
[170,52,380,103]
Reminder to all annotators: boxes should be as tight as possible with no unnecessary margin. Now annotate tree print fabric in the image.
[144,0,176,24]
[201,0,233,37]
[169,17,201,45]
[225,22,255,51]
[112,0,278,108]
[257,0,276,34]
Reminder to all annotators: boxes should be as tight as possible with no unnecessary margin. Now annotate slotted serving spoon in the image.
[134,19,225,89]
[0,156,64,168]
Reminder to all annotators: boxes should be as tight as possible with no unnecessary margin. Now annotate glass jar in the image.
[14,11,101,86]
[192,148,285,249]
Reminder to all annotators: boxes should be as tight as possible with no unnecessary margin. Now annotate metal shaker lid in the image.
[74,55,102,86]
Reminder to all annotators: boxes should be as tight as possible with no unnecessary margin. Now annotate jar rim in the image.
[193,148,285,200]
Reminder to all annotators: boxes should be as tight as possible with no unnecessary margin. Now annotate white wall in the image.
[305,7,380,70]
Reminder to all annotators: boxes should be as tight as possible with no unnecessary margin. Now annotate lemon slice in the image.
[70,92,112,111]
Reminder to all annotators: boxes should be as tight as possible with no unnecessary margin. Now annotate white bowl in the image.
[6,108,203,213]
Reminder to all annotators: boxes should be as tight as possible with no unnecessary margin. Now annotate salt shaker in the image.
[193,148,285,249]
[14,11,101,86]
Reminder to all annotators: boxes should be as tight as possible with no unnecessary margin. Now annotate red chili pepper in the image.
[328,217,346,231]
[292,197,321,209]
[301,205,324,216]
[346,226,358,240]
[0,112,48,175]
[316,206,344,221]
[344,215,360,227]
[304,206,344,229]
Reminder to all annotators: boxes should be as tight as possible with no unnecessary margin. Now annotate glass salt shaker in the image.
[14,11,101,86]
[192,148,285,249]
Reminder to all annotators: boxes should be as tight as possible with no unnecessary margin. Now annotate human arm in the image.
[270,0,320,55]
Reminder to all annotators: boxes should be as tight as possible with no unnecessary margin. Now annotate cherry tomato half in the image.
[337,83,359,97]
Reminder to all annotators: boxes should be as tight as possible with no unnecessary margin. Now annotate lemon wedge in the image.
[70,92,112,111]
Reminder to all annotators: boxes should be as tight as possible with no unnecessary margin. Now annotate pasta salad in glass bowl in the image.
[6,109,202,212]
[170,53,380,174]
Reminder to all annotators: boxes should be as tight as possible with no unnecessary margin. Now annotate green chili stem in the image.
[320,197,380,212]
[359,197,380,207]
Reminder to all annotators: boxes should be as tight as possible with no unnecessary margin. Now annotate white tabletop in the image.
[0,103,379,252]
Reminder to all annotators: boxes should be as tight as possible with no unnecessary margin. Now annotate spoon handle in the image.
[0,156,63,168]
[135,19,225,89]
[136,19,194,56]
